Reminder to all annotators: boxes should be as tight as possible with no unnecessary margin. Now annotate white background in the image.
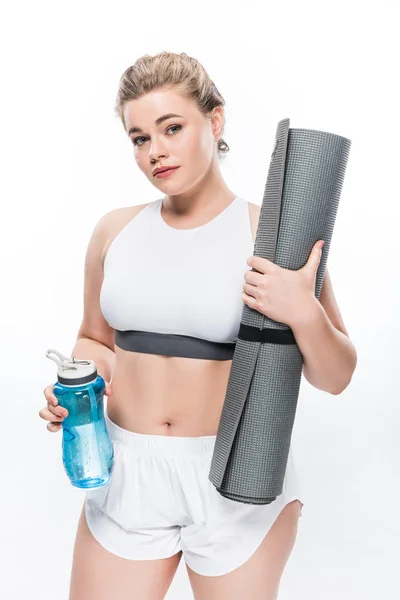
[1,0,399,598]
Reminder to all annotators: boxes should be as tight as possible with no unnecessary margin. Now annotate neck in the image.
[162,168,235,218]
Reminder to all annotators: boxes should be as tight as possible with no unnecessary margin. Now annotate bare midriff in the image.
[105,200,258,437]
[107,349,233,436]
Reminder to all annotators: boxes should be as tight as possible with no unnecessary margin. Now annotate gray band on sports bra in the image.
[115,329,236,360]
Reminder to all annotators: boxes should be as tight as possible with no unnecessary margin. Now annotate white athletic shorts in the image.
[84,409,304,577]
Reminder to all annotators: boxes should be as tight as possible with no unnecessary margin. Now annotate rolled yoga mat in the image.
[208,118,351,504]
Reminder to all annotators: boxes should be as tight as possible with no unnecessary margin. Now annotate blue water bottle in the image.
[46,348,114,489]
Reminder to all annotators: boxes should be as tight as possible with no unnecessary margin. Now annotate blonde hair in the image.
[114,51,230,160]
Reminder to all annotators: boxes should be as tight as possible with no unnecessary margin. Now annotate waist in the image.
[105,409,217,456]
[108,348,232,436]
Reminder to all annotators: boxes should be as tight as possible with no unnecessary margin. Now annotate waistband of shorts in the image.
[104,410,217,457]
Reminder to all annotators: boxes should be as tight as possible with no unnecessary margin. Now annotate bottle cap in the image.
[46,349,98,386]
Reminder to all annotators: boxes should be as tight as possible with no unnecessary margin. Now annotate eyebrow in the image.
[128,113,184,136]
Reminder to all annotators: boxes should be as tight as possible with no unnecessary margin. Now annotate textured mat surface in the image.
[208,118,351,504]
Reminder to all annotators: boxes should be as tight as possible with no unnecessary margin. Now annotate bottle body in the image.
[53,375,114,489]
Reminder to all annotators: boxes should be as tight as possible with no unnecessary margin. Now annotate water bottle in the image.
[46,348,114,489]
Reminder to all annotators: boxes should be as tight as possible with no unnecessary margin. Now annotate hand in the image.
[39,380,113,433]
[242,240,324,328]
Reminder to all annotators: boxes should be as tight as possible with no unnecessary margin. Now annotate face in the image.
[122,87,224,193]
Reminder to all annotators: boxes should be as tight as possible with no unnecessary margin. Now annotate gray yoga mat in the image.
[208,118,351,504]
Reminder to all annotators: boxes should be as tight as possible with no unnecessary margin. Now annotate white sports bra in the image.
[100,195,254,360]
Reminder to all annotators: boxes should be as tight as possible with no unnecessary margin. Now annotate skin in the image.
[41,86,351,599]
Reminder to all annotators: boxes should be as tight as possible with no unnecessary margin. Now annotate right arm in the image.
[72,210,116,383]
[40,211,116,431]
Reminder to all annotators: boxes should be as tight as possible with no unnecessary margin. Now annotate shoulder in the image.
[101,202,152,231]
[99,202,153,266]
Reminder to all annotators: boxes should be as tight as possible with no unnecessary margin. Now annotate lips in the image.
[153,166,180,176]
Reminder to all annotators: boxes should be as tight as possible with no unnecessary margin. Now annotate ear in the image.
[211,105,225,141]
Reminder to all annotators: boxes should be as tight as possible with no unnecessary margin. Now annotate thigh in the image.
[69,502,183,600]
[186,499,302,600]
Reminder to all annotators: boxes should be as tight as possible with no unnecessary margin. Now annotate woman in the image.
[40,51,357,599]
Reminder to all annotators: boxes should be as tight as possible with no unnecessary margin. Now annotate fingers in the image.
[40,383,69,433]
[41,380,111,434]
[39,406,67,421]
[38,406,68,433]
[46,421,63,432]
[43,383,58,406]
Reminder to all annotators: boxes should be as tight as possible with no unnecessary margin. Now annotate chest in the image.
[99,201,260,342]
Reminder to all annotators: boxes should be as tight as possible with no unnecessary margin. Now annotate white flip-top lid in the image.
[46,348,97,381]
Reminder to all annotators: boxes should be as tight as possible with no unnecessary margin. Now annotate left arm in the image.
[291,268,357,395]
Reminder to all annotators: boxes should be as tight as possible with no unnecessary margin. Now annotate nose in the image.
[149,140,168,164]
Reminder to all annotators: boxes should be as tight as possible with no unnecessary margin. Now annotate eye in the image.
[132,136,146,147]
[132,124,182,147]
[166,124,182,136]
